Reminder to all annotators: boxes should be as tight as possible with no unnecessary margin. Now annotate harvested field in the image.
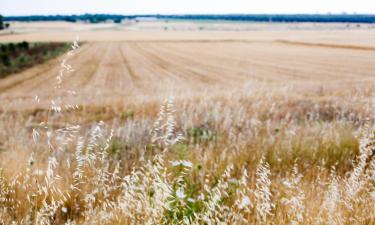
[0,36,374,110]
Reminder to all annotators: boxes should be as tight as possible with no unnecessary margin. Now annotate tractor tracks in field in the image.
[133,42,215,85]
[118,44,141,88]
[0,40,374,109]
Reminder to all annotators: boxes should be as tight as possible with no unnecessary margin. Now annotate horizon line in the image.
[4,12,375,17]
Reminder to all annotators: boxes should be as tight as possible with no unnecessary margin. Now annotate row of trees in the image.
[0,42,68,78]
[1,41,30,67]
[4,14,375,24]
[5,14,127,23]
[164,14,375,23]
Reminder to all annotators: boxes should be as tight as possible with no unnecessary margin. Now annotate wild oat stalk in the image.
[254,157,274,223]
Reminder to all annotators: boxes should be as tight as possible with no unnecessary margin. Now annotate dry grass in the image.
[0,31,374,224]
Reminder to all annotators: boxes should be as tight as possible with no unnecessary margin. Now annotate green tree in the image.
[18,41,29,50]
[8,43,15,52]
[0,53,11,66]
[0,15,3,30]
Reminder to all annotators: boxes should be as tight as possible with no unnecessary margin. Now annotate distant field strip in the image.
[0,41,374,109]
[277,40,375,51]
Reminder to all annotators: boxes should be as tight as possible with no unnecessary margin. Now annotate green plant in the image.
[187,127,217,145]
[119,110,134,120]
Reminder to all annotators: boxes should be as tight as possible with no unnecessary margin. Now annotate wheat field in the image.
[0,22,374,224]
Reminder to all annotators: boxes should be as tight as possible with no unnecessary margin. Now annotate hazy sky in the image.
[1,0,374,16]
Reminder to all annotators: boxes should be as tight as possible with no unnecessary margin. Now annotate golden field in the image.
[0,21,374,224]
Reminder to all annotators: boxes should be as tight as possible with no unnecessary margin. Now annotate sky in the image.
[1,0,374,16]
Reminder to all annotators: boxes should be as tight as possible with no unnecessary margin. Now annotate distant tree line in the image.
[163,14,375,23]
[4,14,129,23]
[4,14,375,23]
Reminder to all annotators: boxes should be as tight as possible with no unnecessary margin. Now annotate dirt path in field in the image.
[0,41,374,110]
